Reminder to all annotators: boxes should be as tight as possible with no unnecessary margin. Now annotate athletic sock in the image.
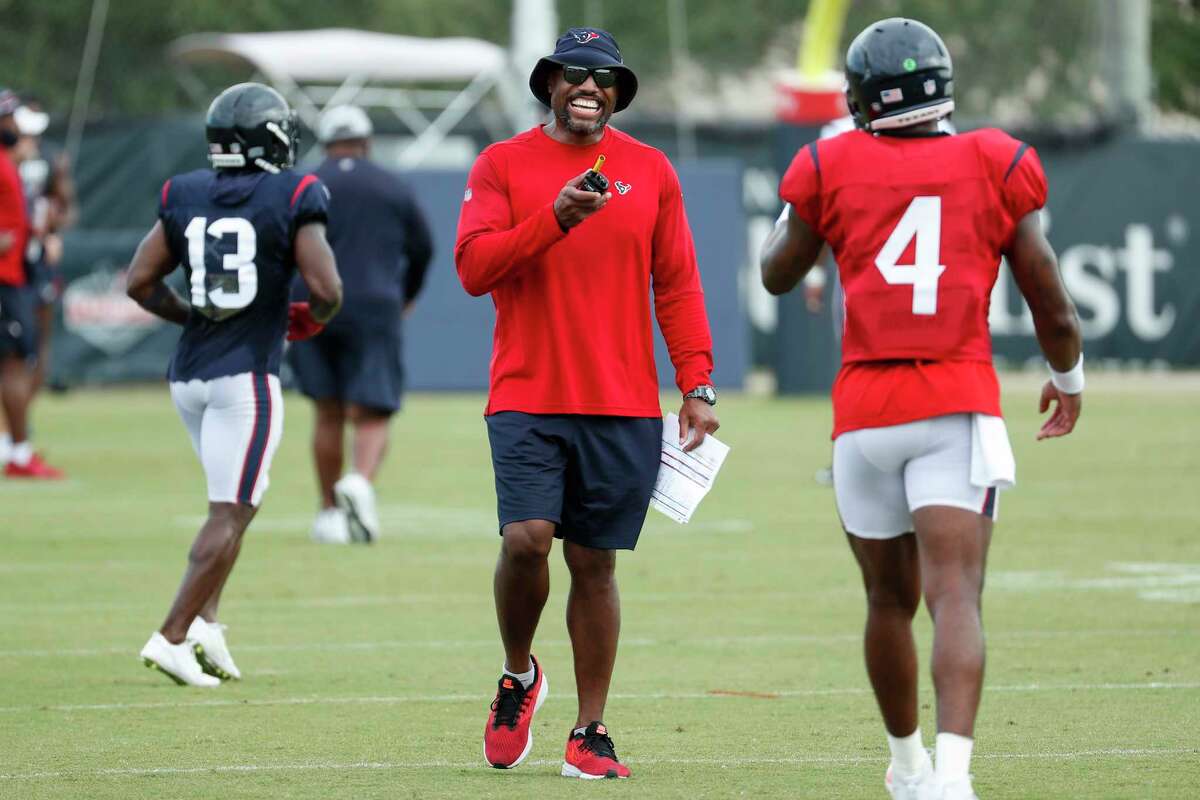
[503,662,536,690]
[935,732,974,782]
[10,441,32,467]
[573,725,588,737]
[887,728,928,776]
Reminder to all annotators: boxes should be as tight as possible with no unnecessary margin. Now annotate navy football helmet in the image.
[205,83,298,173]
[844,18,954,132]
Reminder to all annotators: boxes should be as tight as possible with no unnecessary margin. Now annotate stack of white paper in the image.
[650,413,731,524]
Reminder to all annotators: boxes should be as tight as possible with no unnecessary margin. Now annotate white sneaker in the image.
[334,472,379,543]
[140,632,220,687]
[886,757,935,800]
[186,617,241,680]
[310,507,351,544]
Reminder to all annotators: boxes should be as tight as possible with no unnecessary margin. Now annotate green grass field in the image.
[2,376,1198,799]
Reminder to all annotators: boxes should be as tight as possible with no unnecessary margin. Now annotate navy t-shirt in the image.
[159,168,329,381]
[292,157,432,315]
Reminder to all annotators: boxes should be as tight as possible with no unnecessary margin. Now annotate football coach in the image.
[455,27,718,779]
[290,105,433,545]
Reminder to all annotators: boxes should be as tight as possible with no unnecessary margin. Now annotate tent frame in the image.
[170,30,531,166]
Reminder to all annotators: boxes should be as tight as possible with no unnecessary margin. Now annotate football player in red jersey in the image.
[761,19,1083,800]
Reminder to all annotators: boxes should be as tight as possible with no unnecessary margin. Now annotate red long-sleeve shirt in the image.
[0,150,28,286]
[455,125,713,417]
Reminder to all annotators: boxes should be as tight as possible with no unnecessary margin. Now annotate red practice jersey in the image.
[0,150,28,286]
[455,125,713,417]
[779,128,1047,437]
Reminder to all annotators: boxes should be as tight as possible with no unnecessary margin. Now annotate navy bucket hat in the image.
[529,28,638,113]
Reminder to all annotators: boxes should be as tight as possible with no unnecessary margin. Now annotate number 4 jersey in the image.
[159,168,329,382]
[779,128,1047,437]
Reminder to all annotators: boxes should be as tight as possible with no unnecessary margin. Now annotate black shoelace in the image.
[579,729,618,761]
[490,679,528,729]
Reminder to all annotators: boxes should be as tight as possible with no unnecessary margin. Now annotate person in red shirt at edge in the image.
[761,19,1083,800]
[0,89,60,479]
[455,27,719,780]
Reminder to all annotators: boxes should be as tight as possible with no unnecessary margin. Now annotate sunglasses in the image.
[562,65,618,89]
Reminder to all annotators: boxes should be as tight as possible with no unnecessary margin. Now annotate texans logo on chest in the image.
[613,181,631,195]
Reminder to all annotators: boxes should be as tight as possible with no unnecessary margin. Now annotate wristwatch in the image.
[684,385,717,406]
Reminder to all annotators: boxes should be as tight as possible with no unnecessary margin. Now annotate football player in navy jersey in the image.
[126,83,342,687]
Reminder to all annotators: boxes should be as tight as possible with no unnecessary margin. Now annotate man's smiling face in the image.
[548,67,617,137]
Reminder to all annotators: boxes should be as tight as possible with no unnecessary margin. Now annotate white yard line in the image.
[0,627,1185,659]
[1,748,1194,781]
[1,681,1196,715]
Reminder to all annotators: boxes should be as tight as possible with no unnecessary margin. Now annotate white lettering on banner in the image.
[988,259,1034,336]
[1060,244,1121,338]
[1122,225,1175,341]
[990,223,1180,343]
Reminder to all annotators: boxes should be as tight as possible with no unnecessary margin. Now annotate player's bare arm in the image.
[294,222,342,323]
[759,205,825,295]
[553,170,611,230]
[1004,210,1084,439]
[126,220,189,325]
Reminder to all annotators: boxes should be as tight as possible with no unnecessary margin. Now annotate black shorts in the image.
[485,412,662,551]
[0,284,36,360]
[288,314,404,413]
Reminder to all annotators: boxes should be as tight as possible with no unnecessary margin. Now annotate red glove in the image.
[287,302,325,341]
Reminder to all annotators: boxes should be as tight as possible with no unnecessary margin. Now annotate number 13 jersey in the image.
[159,169,329,382]
[779,128,1047,437]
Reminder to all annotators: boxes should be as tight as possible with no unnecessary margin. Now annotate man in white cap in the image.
[14,99,76,450]
[0,89,64,478]
[289,105,434,544]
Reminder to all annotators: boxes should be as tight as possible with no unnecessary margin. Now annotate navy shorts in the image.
[288,313,404,413]
[0,284,36,360]
[485,412,662,551]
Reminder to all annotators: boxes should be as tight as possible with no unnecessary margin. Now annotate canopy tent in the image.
[169,28,532,166]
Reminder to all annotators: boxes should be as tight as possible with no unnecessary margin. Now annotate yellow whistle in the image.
[591,154,606,173]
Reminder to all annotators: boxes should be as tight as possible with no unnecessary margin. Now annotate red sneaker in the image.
[5,453,65,480]
[483,655,548,769]
[561,721,631,779]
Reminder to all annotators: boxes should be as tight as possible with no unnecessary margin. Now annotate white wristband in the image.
[1049,354,1085,395]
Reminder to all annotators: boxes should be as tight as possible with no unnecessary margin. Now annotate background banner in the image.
[45,121,1200,392]
[51,128,748,391]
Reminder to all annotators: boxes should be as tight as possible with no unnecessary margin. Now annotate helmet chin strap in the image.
[869,100,955,131]
[253,158,281,174]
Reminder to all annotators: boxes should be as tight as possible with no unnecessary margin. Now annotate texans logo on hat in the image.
[572,31,600,44]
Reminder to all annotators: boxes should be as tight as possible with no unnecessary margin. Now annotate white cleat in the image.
[310,507,351,544]
[140,632,220,687]
[334,472,379,543]
[886,757,935,800]
[186,617,241,681]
